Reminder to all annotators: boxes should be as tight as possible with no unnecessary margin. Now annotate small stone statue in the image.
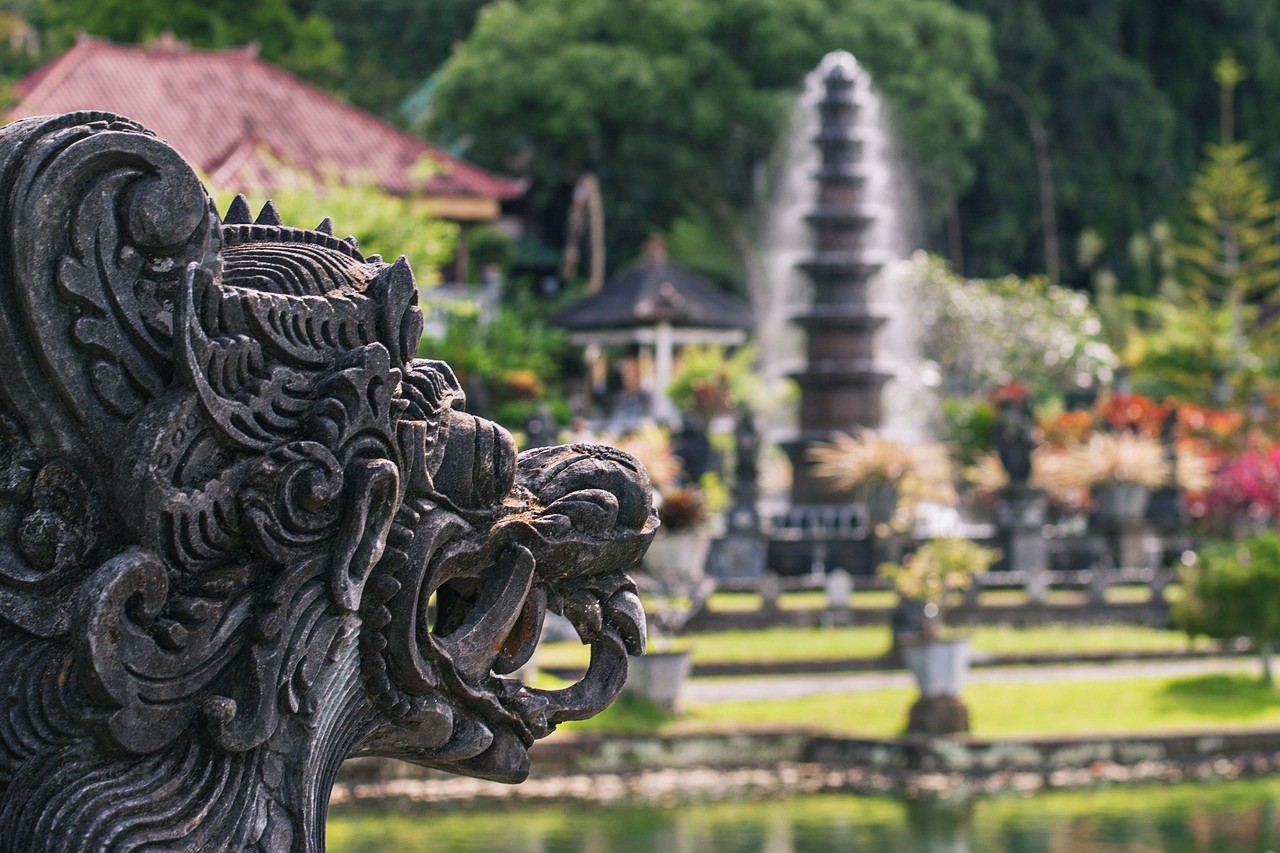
[733,409,760,502]
[0,113,654,851]
[994,394,1035,488]
[672,414,714,483]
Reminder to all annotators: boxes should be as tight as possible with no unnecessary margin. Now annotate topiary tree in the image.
[1175,533,1280,686]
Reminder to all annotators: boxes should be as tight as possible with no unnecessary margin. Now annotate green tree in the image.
[32,0,345,82]
[1125,296,1244,403]
[952,0,1178,282]
[1128,52,1280,404]
[292,0,490,118]
[430,0,993,271]
[952,1,1280,284]
[1176,143,1280,353]
[1175,533,1280,687]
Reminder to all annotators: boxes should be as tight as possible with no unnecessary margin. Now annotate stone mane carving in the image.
[0,112,654,851]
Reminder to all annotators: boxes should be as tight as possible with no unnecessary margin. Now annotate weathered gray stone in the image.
[0,112,653,851]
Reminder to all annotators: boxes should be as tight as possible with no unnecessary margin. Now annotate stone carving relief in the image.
[0,112,654,851]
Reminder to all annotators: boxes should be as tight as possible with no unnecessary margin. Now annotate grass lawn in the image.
[703,590,899,611]
[535,623,1211,670]
[562,670,1280,739]
[689,671,1280,738]
[707,585,1175,613]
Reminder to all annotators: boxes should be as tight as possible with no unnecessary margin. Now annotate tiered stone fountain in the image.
[769,53,894,577]
[783,57,891,503]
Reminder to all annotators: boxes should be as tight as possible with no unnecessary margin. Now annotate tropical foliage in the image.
[880,537,999,639]
[1176,533,1280,686]
[418,297,571,427]
[667,344,761,421]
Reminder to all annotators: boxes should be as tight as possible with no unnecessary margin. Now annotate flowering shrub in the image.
[1039,409,1094,447]
[967,433,1210,514]
[907,253,1116,398]
[1095,391,1169,437]
[1179,404,1245,456]
[1194,446,1280,533]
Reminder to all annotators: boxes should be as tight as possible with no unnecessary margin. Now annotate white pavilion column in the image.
[653,320,677,423]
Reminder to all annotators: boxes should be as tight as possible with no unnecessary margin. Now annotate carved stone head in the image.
[0,113,654,851]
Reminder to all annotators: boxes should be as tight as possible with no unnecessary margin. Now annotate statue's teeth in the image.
[224,194,252,224]
[606,588,646,656]
[255,200,282,226]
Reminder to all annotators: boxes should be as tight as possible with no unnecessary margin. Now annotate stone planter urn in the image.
[860,480,899,528]
[902,637,971,698]
[1093,481,1150,525]
[622,649,693,712]
[901,637,971,735]
[643,528,711,588]
[1094,481,1151,570]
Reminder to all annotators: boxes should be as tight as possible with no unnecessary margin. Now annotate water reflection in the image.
[328,776,1280,852]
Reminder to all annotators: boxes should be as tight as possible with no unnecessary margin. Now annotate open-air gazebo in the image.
[552,238,753,423]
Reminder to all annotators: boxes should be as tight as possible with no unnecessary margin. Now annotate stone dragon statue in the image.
[0,113,655,851]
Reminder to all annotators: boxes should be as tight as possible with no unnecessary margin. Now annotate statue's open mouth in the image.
[357,444,655,782]
[428,558,646,741]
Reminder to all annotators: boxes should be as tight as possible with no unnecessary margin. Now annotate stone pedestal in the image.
[997,487,1048,603]
[825,568,853,609]
[1087,565,1111,605]
[760,571,783,614]
[906,695,970,735]
[1095,483,1150,569]
[1150,567,1171,602]
[705,531,768,583]
[1103,526,1148,571]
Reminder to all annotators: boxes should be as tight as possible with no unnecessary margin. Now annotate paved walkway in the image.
[684,656,1264,705]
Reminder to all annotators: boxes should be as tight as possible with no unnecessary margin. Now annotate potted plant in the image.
[624,490,712,712]
[808,430,955,532]
[644,484,712,587]
[1036,432,1170,523]
[880,537,998,732]
[621,568,708,712]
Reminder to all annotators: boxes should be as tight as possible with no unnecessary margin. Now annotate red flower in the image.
[990,381,1029,404]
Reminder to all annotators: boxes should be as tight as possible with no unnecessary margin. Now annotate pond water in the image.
[329,776,1280,852]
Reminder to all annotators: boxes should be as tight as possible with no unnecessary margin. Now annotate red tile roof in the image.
[9,35,524,214]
